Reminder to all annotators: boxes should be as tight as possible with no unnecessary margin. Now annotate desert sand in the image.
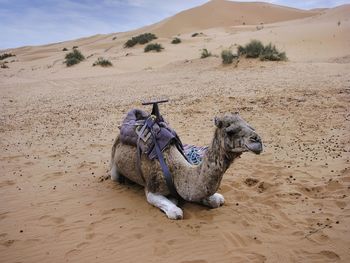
[1,0,349,262]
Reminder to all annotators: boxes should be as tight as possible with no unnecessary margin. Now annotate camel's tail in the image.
[110,135,120,169]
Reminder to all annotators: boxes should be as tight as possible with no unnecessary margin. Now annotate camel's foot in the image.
[146,191,183,220]
[201,193,225,208]
[168,196,179,206]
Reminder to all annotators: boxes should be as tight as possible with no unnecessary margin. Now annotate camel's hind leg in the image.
[110,163,125,183]
[110,135,126,183]
[146,190,183,220]
[200,193,225,208]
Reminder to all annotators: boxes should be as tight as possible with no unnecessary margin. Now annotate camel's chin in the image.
[246,142,263,155]
[230,148,248,153]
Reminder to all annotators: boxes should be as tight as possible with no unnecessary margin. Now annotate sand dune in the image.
[1,2,348,81]
[149,0,320,37]
[0,1,350,262]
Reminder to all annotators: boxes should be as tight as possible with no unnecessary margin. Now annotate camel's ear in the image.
[214,117,223,128]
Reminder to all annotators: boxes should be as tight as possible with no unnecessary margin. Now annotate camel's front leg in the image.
[146,190,183,220]
[200,193,225,208]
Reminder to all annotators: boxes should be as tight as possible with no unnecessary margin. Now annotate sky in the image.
[0,0,348,49]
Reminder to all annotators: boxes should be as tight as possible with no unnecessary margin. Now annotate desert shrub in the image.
[124,33,157,48]
[0,53,15,60]
[221,49,238,64]
[144,43,163,52]
[237,45,245,56]
[192,33,199,37]
[259,43,286,61]
[256,25,264,30]
[237,40,286,61]
[64,49,85,67]
[1,63,9,68]
[73,46,78,49]
[171,37,181,44]
[201,48,212,58]
[238,40,264,58]
[93,57,113,67]
[112,36,117,40]
[62,47,68,51]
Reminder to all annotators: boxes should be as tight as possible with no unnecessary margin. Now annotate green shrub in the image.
[237,40,287,61]
[238,40,264,58]
[124,33,157,48]
[62,47,68,51]
[0,53,15,60]
[64,49,85,67]
[260,43,286,61]
[200,48,211,59]
[171,37,181,44]
[93,57,113,67]
[221,50,238,64]
[144,43,163,52]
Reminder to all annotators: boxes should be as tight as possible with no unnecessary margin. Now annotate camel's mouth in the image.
[245,142,263,155]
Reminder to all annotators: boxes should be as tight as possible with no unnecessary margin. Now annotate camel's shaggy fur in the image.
[110,113,262,219]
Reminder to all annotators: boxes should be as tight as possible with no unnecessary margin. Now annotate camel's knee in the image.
[201,193,225,208]
[146,191,183,220]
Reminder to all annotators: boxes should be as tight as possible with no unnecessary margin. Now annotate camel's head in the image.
[214,113,263,155]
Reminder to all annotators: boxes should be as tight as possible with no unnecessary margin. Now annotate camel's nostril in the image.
[250,135,259,142]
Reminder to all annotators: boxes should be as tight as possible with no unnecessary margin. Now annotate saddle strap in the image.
[145,117,181,199]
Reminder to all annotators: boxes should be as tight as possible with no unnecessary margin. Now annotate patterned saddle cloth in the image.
[183,144,208,165]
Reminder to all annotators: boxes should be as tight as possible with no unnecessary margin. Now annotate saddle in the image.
[119,100,185,198]
[119,108,183,160]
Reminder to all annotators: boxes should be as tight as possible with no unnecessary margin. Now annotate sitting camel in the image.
[110,112,262,219]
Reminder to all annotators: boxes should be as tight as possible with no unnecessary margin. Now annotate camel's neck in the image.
[206,129,238,171]
[175,129,240,202]
[198,129,239,194]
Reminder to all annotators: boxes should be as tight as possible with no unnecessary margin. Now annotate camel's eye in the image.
[226,126,240,136]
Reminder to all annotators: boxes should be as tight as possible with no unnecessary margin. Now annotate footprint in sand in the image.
[0,180,16,188]
[0,233,8,239]
[85,233,96,240]
[244,177,259,187]
[304,250,340,261]
[0,212,10,221]
[1,239,16,247]
[65,248,81,258]
[77,241,89,249]
[39,215,65,226]
[222,232,247,247]
[153,244,170,256]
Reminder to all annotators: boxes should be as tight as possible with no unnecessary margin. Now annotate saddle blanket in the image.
[183,144,208,165]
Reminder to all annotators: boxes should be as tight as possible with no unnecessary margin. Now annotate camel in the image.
[110,112,262,219]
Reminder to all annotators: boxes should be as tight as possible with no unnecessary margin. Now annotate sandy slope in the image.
[149,0,320,37]
[1,1,350,262]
